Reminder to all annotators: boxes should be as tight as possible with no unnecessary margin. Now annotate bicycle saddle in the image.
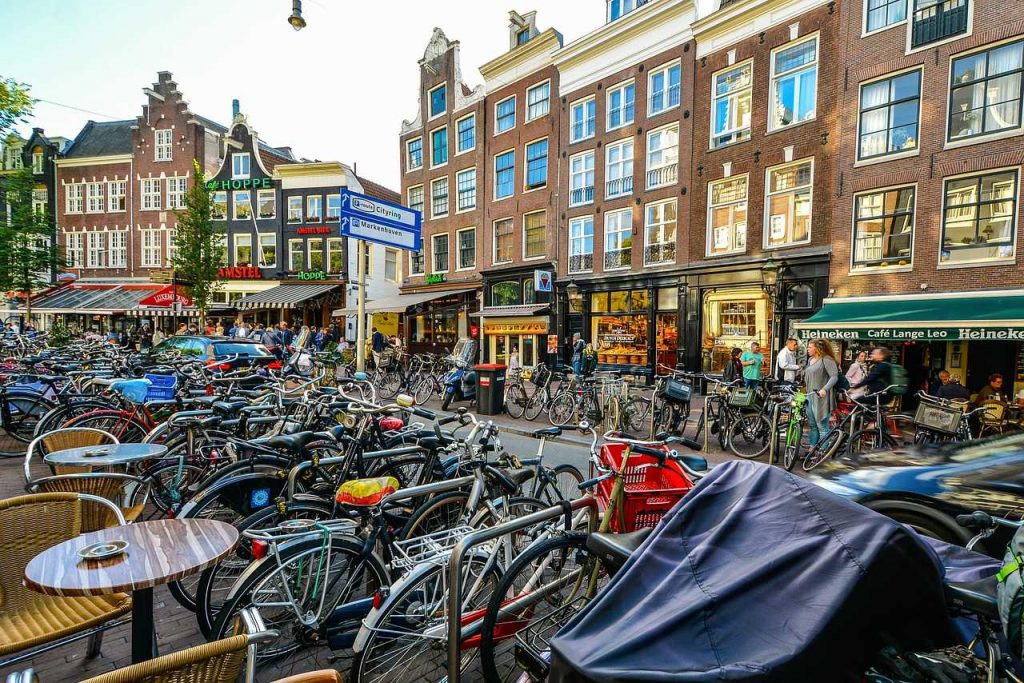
[587,527,654,573]
[945,577,999,619]
[212,400,249,416]
[262,431,322,452]
[678,454,709,473]
[532,427,562,438]
[486,466,536,494]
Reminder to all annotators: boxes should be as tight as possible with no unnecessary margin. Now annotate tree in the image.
[0,77,32,139]
[172,160,224,326]
[0,167,63,322]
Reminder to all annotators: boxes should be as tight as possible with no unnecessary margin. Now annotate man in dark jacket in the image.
[851,347,893,396]
[371,327,387,368]
[936,372,972,401]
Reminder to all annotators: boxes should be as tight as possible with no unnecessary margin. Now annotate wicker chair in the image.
[271,672,343,683]
[23,427,120,480]
[979,401,1008,437]
[0,493,131,668]
[26,472,150,531]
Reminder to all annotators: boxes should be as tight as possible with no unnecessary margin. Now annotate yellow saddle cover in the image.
[335,476,400,506]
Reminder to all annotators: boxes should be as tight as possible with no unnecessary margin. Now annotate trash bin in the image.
[474,364,507,416]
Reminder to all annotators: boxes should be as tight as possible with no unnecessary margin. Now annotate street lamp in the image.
[565,280,582,313]
[760,258,780,301]
[288,0,307,30]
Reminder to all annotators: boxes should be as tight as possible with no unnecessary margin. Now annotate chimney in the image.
[232,99,240,119]
[32,127,43,135]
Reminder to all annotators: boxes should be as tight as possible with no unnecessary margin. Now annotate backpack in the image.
[889,363,910,395]
[998,527,1024,658]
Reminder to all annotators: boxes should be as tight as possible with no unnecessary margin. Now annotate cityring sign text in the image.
[797,327,1024,341]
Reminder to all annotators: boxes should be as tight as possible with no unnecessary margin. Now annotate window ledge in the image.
[604,266,632,272]
[906,28,971,56]
[523,186,548,194]
[647,104,680,119]
[708,136,752,153]
[763,239,813,250]
[494,127,515,136]
[569,135,596,145]
[854,148,920,167]
[568,270,593,276]
[605,193,631,201]
[606,122,634,134]
[766,117,818,137]
[454,148,475,157]
[849,265,913,275]
[522,255,546,262]
[455,207,477,215]
[430,162,448,170]
[944,128,1024,151]
[456,266,475,273]
[861,19,907,39]
[937,257,1016,270]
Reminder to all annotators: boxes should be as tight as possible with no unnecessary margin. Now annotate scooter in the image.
[441,337,478,411]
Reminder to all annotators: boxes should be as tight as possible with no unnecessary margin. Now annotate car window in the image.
[214,342,271,357]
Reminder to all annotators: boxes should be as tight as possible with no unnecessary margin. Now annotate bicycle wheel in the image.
[62,410,150,444]
[505,383,527,419]
[622,395,648,433]
[802,428,845,471]
[604,396,621,431]
[523,387,547,422]
[0,392,54,457]
[548,463,585,503]
[413,376,436,405]
[548,394,576,427]
[847,428,899,456]
[783,415,804,472]
[378,370,402,399]
[398,490,470,540]
[728,413,772,459]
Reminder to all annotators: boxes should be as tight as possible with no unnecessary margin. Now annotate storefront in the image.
[27,283,198,335]
[478,311,551,367]
[233,282,343,328]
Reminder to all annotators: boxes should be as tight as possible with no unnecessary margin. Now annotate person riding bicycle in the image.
[851,347,893,397]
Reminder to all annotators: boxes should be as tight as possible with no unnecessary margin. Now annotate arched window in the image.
[491,281,520,306]
[786,283,814,310]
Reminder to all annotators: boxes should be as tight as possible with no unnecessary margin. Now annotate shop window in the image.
[786,283,815,310]
[853,186,915,268]
[234,234,252,266]
[410,309,459,345]
[656,313,679,373]
[592,292,609,313]
[593,288,651,366]
[569,216,594,273]
[765,160,812,248]
[308,238,324,271]
[713,62,752,148]
[769,36,818,131]
[948,40,1023,142]
[940,169,1018,264]
[492,280,520,306]
[657,287,677,311]
[702,291,771,373]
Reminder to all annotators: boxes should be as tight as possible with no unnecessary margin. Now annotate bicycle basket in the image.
[663,378,692,404]
[531,364,551,386]
[913,402,964,435]
[727,387,760,408]
[594,443,694,533]
[144,373,177,401]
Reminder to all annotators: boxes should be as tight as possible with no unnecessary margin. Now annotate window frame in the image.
[644,198,677,266]
[495,95,517,134]
[707,174,749,257]
[523,210,547,260]
[857,67,923,162]
[410,248,425,276]
[233,190,253,221]
[768,34,820,133]
[431,177,450,219]
[108,230,128,268]
[31,150,43,174]
[384,246,401,282]
[260,232,277,268]
[287,196,302,223]
[231,153,251,179]
[908,0,973,53]
[431,233,450,274]
[212,191,228,221]
[456,114,476,154]
[65,232,83,267]
[569,95,597,143]
[428,83,447,120]
[863,0,908,36]
[493,217,514,264]
[569,150,596,207]
[763,159,815,249]
[326,237,344,274]
[645,122,679,190]
[711,60,754,149]
[938,167,1020,267]
[154,129,172,162]
[65,183,84,214]
[945,38,1024,145]
[233,233,253,267]
[288,238,305,272]
[605,138,634,199]
[604,208,633,271]
[648,60,682,117]
[325,193,340,222]
[851,184,917,271]
[85,182,104,214]
[107,180,126,213]
[526,80,551,121]
[307,237,325,271]
[430,126,449,168]
[141,178,161,211]
[166,176,187,210]
[86,231,106,268]
[524,137,549,191]
[408,184,425,215]
[306,195,323,223]
[606,80,636,132]
[568,215,595,274]
[456,168,477,212]
[494,149,516,200]
[141,229,162,268]
[456,226,476,271]
[406,137,423,171]
[257,189,276,219]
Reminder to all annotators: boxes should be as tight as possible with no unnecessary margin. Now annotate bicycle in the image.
[800,385,898,471]
[767,384,806,471]
[505,363,555,421]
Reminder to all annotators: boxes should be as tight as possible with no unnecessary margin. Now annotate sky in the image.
[0,0,604,189]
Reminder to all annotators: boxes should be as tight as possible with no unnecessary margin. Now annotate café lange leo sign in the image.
[798,327,1024,341]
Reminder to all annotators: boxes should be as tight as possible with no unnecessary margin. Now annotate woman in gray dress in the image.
[804,339,840,446]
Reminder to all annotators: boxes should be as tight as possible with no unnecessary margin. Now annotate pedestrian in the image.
[805,339,840,446]
[175,323,187,336]
[845,350,869,399]
[509,346,521,372]
[371,326,386,368]
[138,324,154,351]
[262,324,282,358]
[740,341,764,389]
[582,342,598,376]
[851,347,894,397]
[314,326,326,352]
[722,347,743,384]
[329,322,340,344]
[152,327,165,347]
[392,334,403,352]
[775,338,801,383]
[215,321,225,336]
[250,322,264,341]
[570,333,585,375]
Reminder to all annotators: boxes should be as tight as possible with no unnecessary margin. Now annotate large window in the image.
[326,193,340,221]
[859,70,921,159]
[770,36,818,131]
[431,127,448,166]
[591,289,652,367]
[432,233,449,273]
[569,216,594,273]
[645,200,676,265]
[495,150,515,199]
[607,81,635,131]
[289,239,304,272]
[155,129,172,162]
[570,151,595,206]
[86,182,104,213]
[457,115,476,153]
[646,124,678,189]
[708,176,748,256]
[408,185,424,214]
[457,227,476,269]
[912,0,969,49]
[431,177,449,218]
[234,234,253,266]
[429,84,447,118]
[65,233,83,267]
[456,168,476,211]
[308,238,324,271]
[407,137,423,171]
[234,191,252,220]
[327,238,344,274]
[232,153,250,179]
[287,196,302,222]
[527,81,550,120]
[66,184,83,214]
[385,247,400,281]
[306,195,322,222]
[141,230,162,267]
[107,180,126,212]
[605,139,634,199]
[570,97,596,142]
[494,218,514,263]
[941,170,1018,264]
[949,40,1023,142]
[604,209,632,270]
[765,160,813,247]
[865,0,907,32]
[853,187,916,268]
[525,139,548,189]
[524,211,546,259]
[260,233,277,267]
[167,176,187,209]
[713,62,752,148]
[141,178,161,210]
[649,62,681,115]
[212,191,227,220]
[496,96,516,133]
[109,231,127,268]
[410,249,425,275]
[87,232,105,268]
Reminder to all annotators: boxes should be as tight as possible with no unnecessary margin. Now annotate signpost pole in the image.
[171,270,178,334]
[355,239,367,372]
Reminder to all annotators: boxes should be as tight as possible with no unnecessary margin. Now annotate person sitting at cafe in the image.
[936,371,971,401]
[976,373,1007,403]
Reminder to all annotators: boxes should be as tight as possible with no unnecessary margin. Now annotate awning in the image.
[332,288,475,316]
[472,305,550,318]
[234,283,339,310]
[794,291,1024,341]
[27,284,167,315]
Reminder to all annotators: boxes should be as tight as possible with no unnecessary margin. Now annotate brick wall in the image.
[58,160,132,275]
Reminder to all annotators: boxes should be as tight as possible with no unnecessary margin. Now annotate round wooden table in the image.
[43,442,168,467]
[24,518,238,663]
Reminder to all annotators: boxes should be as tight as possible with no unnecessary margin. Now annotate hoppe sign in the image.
[797,327,1024,341]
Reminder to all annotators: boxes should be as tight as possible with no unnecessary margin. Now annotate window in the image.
[570,151,595,206]
[65,232,83,267]
[608,0,646,22]
[141,230,162,267]
[527,81,551,120]
[327,238,344,274]
[214,231,227,266]
[865,0,907,32]
[431,127,448,166]
[408,185,424,214]
[430,177,449,218]
[109,230,127,268]
[713,62,753,148]
[234,234,253,266]
[257,189,276,218]
[326,194,340,221]
[4,145,22,170]
[234,191,252,220]
[87,232,105,268]
[308,238,324,271]
[287,196,302,222]
[765,160,813,247]
[360,244,372,277]
[570,97,597,142]
[432,233,449,273]
[645,200,677,265]
[107,180,126,212]
[911,0,969,49]
[456,168,476,211]
[524,211,546,259]
[569,216,594,273]
[708,176,748,256]
[525,139,548,189]
[457,228,475,269]
[232,153,250,179]
[407,137,423,171]
[429,84,447,118]
[167,176,187,209]
[770,36,818,131]
[607,81,636,131]
[604,209,633,270]
[31,150,43,174]
[166,229,176,267]
[289,239,305,271]
[155,129,172,161]
[457,115,476,153]
[859,70,922,159]
[212,191,227,220]
[260,233,277,267]
[381,247,399,282]
[516,28,531,45]
[853,187,916,268]
[646,124,679,189]
[66,183,84,214]
[649,62,681,115]
[492,280,521,306]
[495,150,515,199]
[86,182,104,213]
[605,139,634,198]
[941,170,1018,263]
[307,195,322,222]
[32,189,46,216]
[494,218,514,263]
[496,97,516,133]
[948,40,1024,142]
[142,179,161,210]
[410,249,425,275]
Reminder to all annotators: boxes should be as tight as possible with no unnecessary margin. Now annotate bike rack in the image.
[444,494,599,683]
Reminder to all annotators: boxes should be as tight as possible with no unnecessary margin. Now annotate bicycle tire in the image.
[413,376,435,405]
[505,383,527,419]
[32,398,117,437]
[728,413,772,459]
[398,490,470,540]
[802,428,845,471]
[847,428,899,456]
[523,387,547,422]
[550,463,585,503]
[0,392,55,457]
[783,413,803,472]
[548,393,576,427]
[62,409,150,444]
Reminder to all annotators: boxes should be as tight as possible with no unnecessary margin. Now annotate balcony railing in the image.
[569,186,595,206]
[571,118,596,142]
[606,176,633,198]
[645,242,676,265]
[647,164,678,189]
[911,0,968,47]
[604,248,631,270]
[607,104,635,128]
[649,84,681,114]
[569,253,593,273]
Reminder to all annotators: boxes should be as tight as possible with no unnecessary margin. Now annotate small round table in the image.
[24,518,238,663]
[44,443,168,467]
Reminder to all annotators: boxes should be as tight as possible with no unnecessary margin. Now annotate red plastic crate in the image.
[593,442,694,532]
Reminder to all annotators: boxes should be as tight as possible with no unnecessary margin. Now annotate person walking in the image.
[845,350,869,400]
[570,333,585,375]
[740,341,764,389]
[582,343,598,376]
[371,327,387,368]
[805,339,840,446]
[137,324,154,351]
[722,347,744,384]
[508,346,521,373]
[152,327,165,347]
[775,338,801,383]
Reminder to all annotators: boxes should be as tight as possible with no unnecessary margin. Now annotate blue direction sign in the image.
[339,188,422,251]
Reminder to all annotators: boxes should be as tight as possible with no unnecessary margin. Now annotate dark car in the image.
[809,434,1024,552]
[149,335,278,369]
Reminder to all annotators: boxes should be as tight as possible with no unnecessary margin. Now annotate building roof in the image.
[65,120,134,158]
[356,175,400,204]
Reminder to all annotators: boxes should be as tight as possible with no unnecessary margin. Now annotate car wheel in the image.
[865,500,972,547]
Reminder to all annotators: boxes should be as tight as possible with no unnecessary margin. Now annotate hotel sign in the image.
[798,327,1024,341]
[206,177,273,191]
[297,226,332,235]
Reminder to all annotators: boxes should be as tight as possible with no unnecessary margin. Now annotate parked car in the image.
[810,433,1024,552]
[147,335,278,369]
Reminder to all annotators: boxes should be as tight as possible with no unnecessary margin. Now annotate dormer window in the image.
[32,150,43,174]
[516,28,530,45]
[608,0,647,22]
[232,153,251,179]
[429,84,447,119]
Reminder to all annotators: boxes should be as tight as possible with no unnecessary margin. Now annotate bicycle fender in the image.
[352,560,440,654]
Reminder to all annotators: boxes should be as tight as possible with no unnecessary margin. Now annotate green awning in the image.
[794,292,1024,341]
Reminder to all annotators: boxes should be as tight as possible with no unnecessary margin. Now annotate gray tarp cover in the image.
[549,461,960,682]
